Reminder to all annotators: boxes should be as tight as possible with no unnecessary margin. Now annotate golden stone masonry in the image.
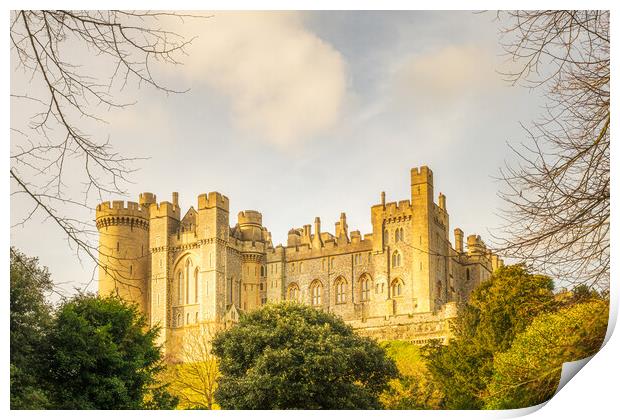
[96,166,502,358]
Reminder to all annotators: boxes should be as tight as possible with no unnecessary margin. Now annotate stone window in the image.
[177,313,182,327]
[395,227,404,242]
[194,267,199,303]
[310,280,322,306]
[299,262,304,273]
[384,229,389,244]
[391,251,402,268]
[186,313,190,325]
[334,277,346,304]
[195,312,199,323]
[177,272,183,305]
[287,283,300,302]
[391,278,404,297]
[360,274,371,302]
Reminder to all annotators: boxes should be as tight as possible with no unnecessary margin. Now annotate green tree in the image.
[485,300,609,409]
[380,341,443,409]
[424,265,555,409]
[10,247,54,409]
[212,303,398,409]
[41,293,177,409]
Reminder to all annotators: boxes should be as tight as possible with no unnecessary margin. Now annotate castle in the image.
[96,166,502,356]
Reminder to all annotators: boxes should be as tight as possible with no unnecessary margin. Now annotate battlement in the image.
[150,201,181,219]
[197,191,230,211]
[238,210,263,227]
[96,200,149,220]
[139,192,157,207]
[411,166,433,185]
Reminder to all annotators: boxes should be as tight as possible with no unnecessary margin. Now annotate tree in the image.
[424,265,555,409]
[40,293,177,409]
[10,247,54,409]
[495,11,610,288]
[380,341,443,410]
[484,300,609,409]
[10,11,196,290]
[166,324,222,409]
[212,303,398,409]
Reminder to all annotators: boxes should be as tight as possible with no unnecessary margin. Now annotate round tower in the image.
[96,199,150,315]
[237,210,264,242]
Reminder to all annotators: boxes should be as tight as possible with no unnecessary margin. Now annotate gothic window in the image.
[195,312,199,324]
[186,313,190,325]
[330,257,335,269]
[194,267,199,303]
[359,274,371,302]
[287,283,300,302]
[291,263,295,273]
[185,259,192,304]
[177,272,183,305]
[310,280,323,306]
[391,278,404,297]
[392,251,402,268]
[334,277,347,304]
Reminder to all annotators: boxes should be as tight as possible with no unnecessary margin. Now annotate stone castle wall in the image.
[96,166,503,357]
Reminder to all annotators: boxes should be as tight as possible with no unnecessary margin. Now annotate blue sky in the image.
[10,11,547,297]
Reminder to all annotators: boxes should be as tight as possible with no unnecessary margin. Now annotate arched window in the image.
[177,272,183,305]
[186,313,190,325]
[359,274,371,302]
[185,259,192,304]
[287,283,300,302]
[177,313,182,327]
[194,267,199,303]
[391,278,404,297]
[195,312,199,324]
[310,280,322,306]
[334,277,347,304]
[392,250,402,268]
[299,262,304,273]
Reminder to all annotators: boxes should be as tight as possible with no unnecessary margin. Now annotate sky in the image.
[10,11,547,298]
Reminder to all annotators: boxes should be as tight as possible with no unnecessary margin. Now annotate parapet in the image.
[238,210,263,227]
[150,201,181,220]
[139,192,157,207]
[411,166,433,186]
[197,192,229,211]
[96,200,149,220]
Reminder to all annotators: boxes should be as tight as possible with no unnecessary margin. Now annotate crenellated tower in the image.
[96,199,151,315]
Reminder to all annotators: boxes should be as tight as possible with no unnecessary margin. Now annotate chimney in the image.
[381,191,386,206]
[312,217,323,249]
[439,192,446,210]
[172,192,179,207]
[454,228,463,253]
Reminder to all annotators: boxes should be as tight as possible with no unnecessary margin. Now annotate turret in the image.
[312,217,323,249]
[335,212,349,244]
[454,228,464,253]
[238,210,264,242]
[96,199,150,316]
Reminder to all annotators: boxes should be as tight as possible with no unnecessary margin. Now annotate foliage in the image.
[212,302,398,409]
[424,265,555,409]
[40,293,178,409]
[166,324,222,409]
[485,300,609,409]
[380,340,443,409]
[10,247,54,409]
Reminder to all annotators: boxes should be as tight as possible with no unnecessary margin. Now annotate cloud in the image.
[177,12,347,148]
[391,45,502,110]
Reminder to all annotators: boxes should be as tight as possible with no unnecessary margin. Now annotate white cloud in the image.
[177,12,347,148]
[392,45,502,109]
